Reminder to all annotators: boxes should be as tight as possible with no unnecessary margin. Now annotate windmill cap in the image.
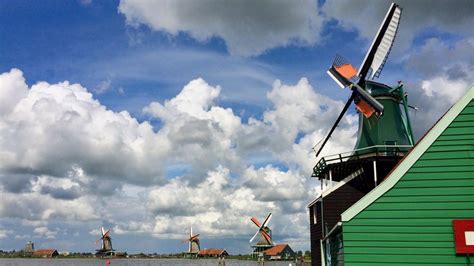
[365,80,403,100]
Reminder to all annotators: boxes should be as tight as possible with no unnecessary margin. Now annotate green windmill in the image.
[316,2,414,158]
[308,3,417,265]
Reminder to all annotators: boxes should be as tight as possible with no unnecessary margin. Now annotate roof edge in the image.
[307,168,363,208]
[342,85,474,222]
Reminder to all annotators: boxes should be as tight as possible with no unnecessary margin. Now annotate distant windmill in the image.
[95,227,114,257]
[183,227,200,258]
[249,213,274,258]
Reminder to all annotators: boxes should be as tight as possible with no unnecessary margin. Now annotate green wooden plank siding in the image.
[343,99,474,265]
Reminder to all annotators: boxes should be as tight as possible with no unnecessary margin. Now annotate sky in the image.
[0,0,473,254]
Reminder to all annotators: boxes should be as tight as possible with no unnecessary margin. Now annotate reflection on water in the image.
[0,258,302,266]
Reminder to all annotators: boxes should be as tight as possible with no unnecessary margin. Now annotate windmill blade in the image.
[358,3,402,81]
[101,227,106,237]
[328,66,353,89]
[250,217,262,228]
[315,92,355,158]
[353,85,384,117]
[261,213,272,228]
[249,229,260,243]
[190,234,200,241]
[261,230,272,243]
[103,229,111,238]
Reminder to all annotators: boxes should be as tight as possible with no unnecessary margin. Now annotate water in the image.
[0,259,302,266]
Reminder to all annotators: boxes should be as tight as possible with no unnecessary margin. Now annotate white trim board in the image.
[342,85,474,222]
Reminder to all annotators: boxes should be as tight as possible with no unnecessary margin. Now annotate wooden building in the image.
[198,248,228,258]
[308,81,413,265]
[32,249,59,258]
[263,244,295,261]
[339,86,474,265]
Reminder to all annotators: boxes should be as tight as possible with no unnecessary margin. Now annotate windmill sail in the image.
[184,227,200,254]
[249,213,273,245]
[358,3,402,81]
[95,226,114,257]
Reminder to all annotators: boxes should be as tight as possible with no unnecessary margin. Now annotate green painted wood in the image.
[355,209,474,219]
[396,179,474,188]
[344,232,454,242]
[442,127,474,135]
[343,240,454,248]
[347,218,454,227]
[384,186,474,196]
[454,114,474,122]
[344,225,452,234]
[428,144,474,151]
[377,194,474,203]
[449,121,474,127]
[344,254,466,264]
[411,158,474,167]
[345,263,464,266]
[437,134,474,141]
[346,246,453,255]
[409,165,474,173]
[401,171,474,180]
[366,201,474,210]
[421,150,473,159]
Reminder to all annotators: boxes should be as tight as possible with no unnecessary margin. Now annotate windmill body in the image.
[95,227,115,257]
[351,81,413,150]
[308,3,416,265]
[184,227,200,258]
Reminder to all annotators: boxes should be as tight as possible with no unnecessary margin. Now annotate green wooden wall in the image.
[343,100,474,265]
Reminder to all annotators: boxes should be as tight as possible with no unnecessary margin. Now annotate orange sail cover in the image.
[355,99,376,118]
[335,63,357,79]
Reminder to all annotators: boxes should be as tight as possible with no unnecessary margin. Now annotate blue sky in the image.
[0,0,473,254]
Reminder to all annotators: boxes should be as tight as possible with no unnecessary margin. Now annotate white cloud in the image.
[144,78,241,137]
[0,191,97,221]
[0,69,171,185]
[0,68,356,251]
[144,165,309,240]
[125,76,354,243]
[95,78,112,94]
[34,226,58,239]
[322,0,474,52]
[0,228,12,239]
[0,68,28,114]
[118,0,323,56]
[401,38,474,137]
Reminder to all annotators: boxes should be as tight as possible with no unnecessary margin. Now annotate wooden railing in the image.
[312,145,412,178]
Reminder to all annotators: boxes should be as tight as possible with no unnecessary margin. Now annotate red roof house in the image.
[263,244,295,260]
[32,249,59,258]
[198,248,229,257]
